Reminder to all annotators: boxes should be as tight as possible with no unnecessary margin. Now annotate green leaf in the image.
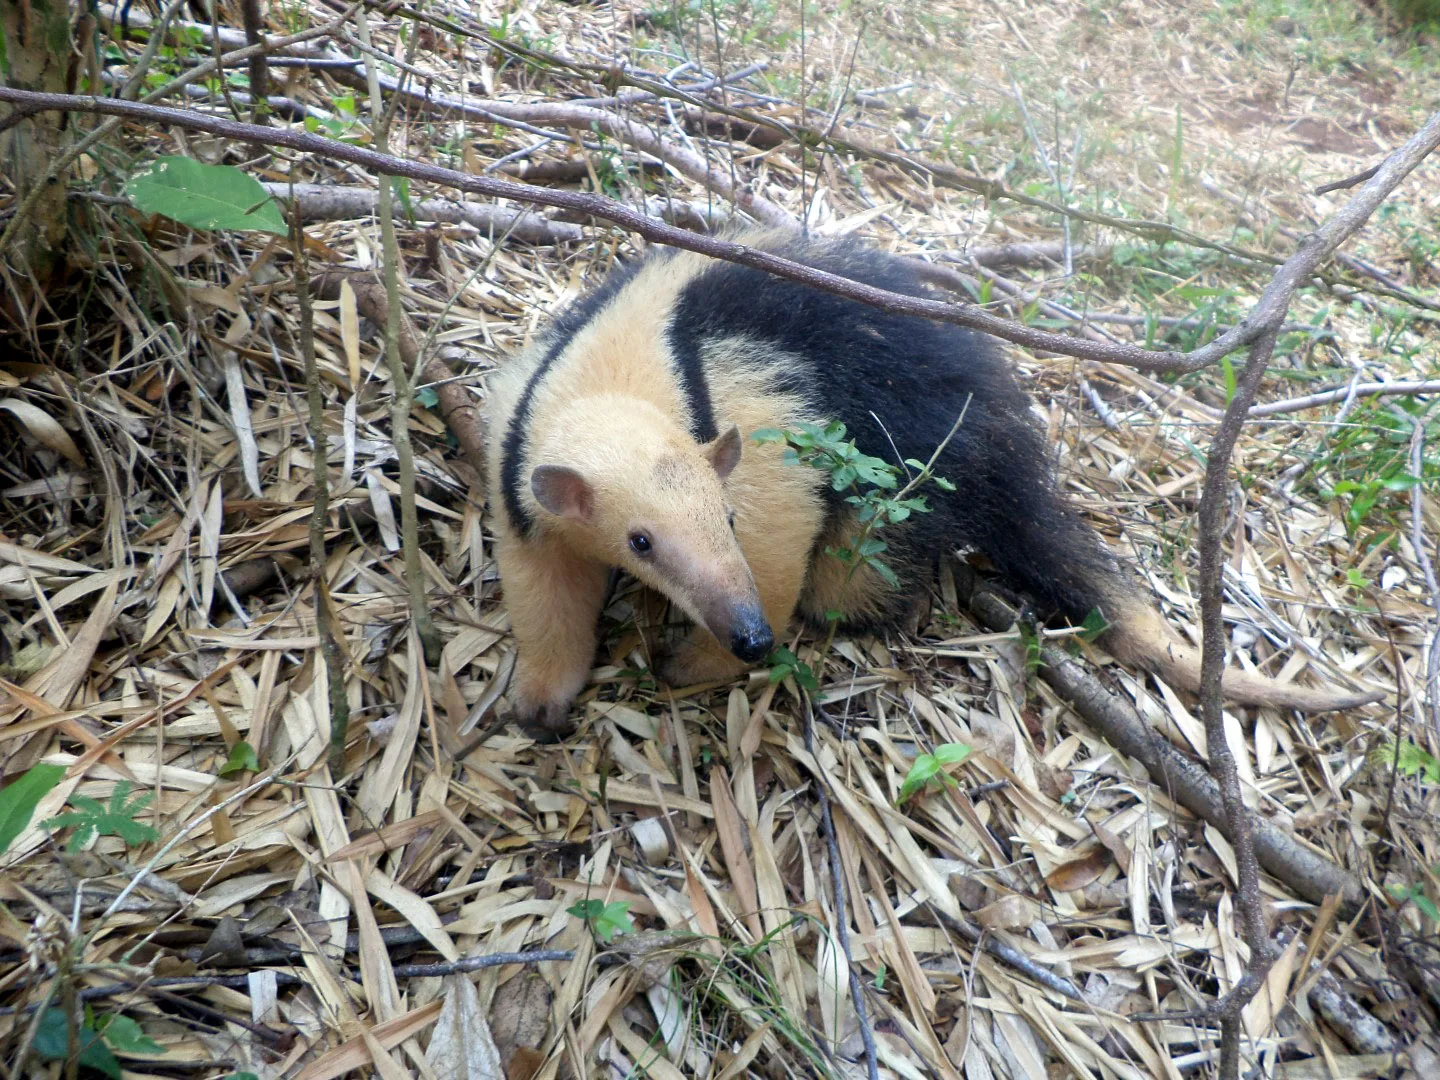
[749,427,785,444]
[44,781,160,852]
[1219,353,1237,404]
[218,741,259,777]
[930,743,971,766]
[790,661,819,693]
[124,156,287,235]
[98,1014,166,1056]
[1414,894,1440,923]
[931,475,955,492]
[897,756,941,803]
[32,1009,122,1079]
[568,899,633,942]
[0,763,64,855]
[1079,607,1111,642]
[865,556,900,588]
[415,386,440,409]
[898,743,971,804]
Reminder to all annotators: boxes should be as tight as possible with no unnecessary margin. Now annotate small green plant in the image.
[568,899,634,943]
[1387,879,1439,924]
[897,743,973,804]
[218,741,259,777]
[0,763,65,855]
[30,1008,163,1077]
[44,781,160,852]
[1368,739,1440,783]
[766,646,818,692]
[95,1014,165,1056]
[752,410,960,591]
[32,1009,121,1078]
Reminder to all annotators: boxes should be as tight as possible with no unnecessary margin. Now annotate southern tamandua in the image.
[483,230,1383,737]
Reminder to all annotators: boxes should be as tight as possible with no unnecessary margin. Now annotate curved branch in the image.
[1,91,1436,380]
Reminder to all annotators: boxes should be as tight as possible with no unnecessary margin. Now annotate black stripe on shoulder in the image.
[663,286,720,445]
[499,256,643,536]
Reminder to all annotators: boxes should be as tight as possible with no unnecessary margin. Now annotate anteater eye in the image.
[629,533,653,555]
[726,510,736,531]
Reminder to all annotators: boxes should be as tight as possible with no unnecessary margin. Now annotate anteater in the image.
[483,229,1381,737]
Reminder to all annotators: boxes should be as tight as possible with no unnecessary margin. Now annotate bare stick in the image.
[1411,421,1440,739]
[292,207,351,777]
[958,575,1364,907]
[1247,379,1440,418]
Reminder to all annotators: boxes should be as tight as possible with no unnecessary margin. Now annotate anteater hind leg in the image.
[495,531,609,737]
[796,511,922,629]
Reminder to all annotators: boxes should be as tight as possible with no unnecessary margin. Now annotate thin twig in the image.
[1247,379,1440,417]
[1411,420,1440,739]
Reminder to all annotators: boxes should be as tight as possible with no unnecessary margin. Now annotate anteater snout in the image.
[728,610,774,664]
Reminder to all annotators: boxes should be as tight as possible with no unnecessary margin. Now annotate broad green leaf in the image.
[897,756,941,803]
[125,156,287,235]
[32,1010,122,1079]
[0,763,64,854]
[930,743,971,766]
[218,741,259,776]
[98,1014,166,1056]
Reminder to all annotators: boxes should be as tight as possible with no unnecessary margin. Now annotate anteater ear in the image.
[531,465,594,521]
[703,424,743,481]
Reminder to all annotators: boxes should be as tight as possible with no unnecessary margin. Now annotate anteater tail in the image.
[1096,596,1385,713]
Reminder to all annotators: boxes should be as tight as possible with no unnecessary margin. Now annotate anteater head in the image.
[527,399,774,665]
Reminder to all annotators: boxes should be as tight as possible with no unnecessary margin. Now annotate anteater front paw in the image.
[658,638,751,688]
[509,697,578,742]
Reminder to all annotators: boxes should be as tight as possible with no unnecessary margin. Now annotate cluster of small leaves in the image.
[897,743,973,804]
[43,781,160,852]
[752,421,951,589]
[767,646,818,692]
[1308,400,1435,536]
[1368,739,1440,784]
[1387,875,1439,924]
[567,899,635,943]
[32,1009,166,1078]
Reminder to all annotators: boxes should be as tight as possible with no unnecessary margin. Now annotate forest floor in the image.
[2,0,1439,1076]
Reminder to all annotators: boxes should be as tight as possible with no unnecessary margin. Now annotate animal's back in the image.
[663,232,1124,627]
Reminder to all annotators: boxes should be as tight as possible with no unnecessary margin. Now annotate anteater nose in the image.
[729,617,774,664]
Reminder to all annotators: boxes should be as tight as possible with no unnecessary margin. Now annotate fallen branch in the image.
[1247,379,1440,418]
[956,570,1365,908]
[12,950,576,1008]
[310,272,487,478]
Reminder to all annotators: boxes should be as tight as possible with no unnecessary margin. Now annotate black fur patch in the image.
[663,304,721,444]
[667,234,1122,626]
[500,259,641,536]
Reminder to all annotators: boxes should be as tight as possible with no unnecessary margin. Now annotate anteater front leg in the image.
[495,532,609,738]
